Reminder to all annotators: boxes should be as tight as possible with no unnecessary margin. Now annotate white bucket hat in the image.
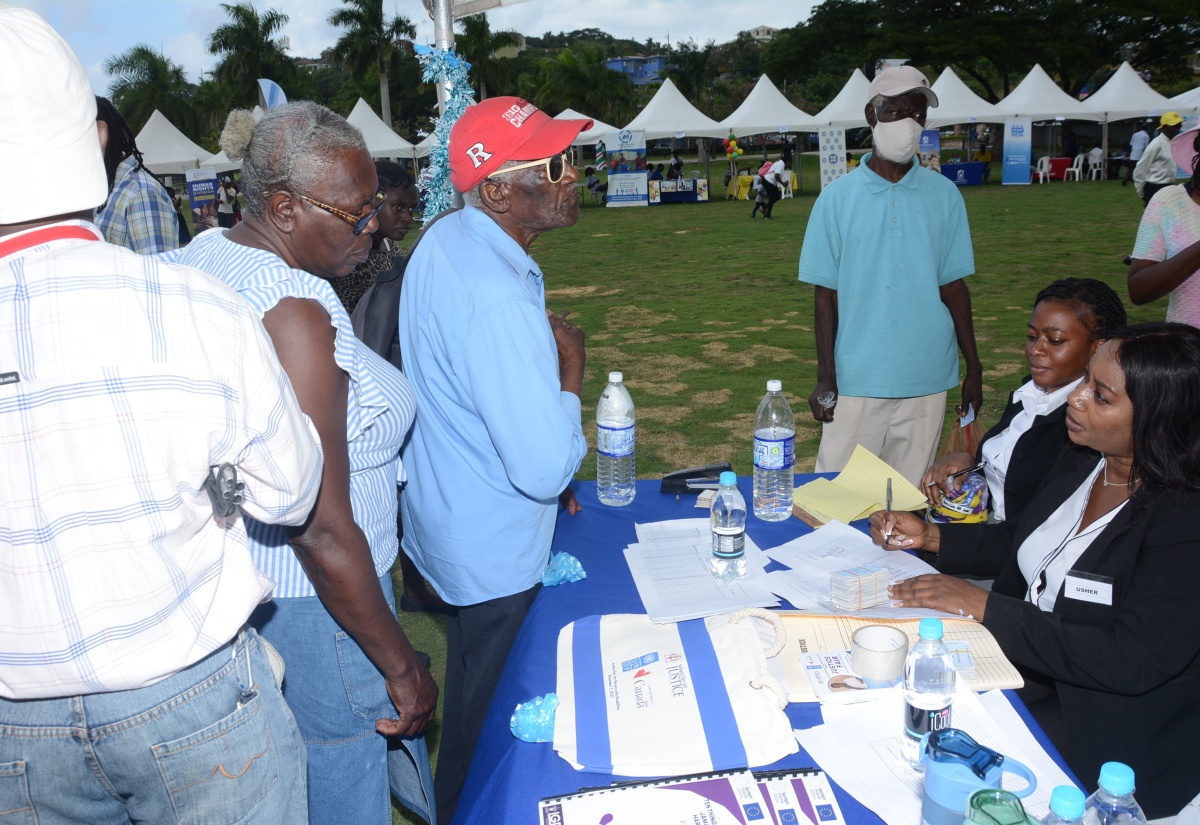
[0,3,108,224]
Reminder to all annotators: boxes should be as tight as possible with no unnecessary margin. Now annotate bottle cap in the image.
[1049,786,1085,819]
[767,379,782,392]
[917,618,944,640]
[719,471,737,487]
[608,371,623,383]
[1098,761,1135,795]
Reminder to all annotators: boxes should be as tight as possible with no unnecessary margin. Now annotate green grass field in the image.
[391,173,1164,823]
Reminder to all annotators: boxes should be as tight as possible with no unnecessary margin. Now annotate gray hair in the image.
[462,159,542,210]
[221,101,367,218]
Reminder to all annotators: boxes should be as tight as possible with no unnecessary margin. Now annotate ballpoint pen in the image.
[925,462,986,487]
[883,477,892,545]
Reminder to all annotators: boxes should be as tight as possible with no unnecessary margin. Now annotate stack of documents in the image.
[792,445,928,525]
[830,564,890,610]
[624,518,779,623]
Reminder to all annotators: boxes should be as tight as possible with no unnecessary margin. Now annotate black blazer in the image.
[976,377,1071,525]
[937,448,1200,817]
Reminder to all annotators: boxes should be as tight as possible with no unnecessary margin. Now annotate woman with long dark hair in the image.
[1128,125,1200,328]
[874,323,1200,816]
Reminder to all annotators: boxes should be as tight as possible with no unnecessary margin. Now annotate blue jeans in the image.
[0,628,307,825]
[252,574,435,825]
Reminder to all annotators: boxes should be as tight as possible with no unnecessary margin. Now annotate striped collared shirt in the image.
[164,229,415,598]
[0,222,323,699]
[94,155,180,255]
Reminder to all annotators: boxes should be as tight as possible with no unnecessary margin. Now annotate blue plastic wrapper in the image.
[510,693,559,742]
[541,551,586,586]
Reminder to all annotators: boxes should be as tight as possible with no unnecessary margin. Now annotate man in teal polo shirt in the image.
[799,65,982,486]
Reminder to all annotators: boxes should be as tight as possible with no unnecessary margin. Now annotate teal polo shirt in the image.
[799,153,975,398]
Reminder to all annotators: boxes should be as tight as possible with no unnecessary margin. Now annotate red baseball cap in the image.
[449,97,593,192]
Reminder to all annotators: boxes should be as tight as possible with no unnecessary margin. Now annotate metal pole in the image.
[431,0,455,119]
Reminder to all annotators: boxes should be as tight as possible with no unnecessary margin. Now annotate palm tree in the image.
[328,0,416,128]
[104,45,197,136]
[529,44,635,124]
[207,2,293,108]
[455,13,520,100]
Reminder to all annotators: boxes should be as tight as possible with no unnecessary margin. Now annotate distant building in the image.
[605,55,665,86]
[493,32,526,59]
[295,49,333,71]
[747,26,778,43]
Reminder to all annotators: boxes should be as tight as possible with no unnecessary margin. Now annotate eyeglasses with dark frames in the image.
[295,191,386,235]
[486,153,569,185]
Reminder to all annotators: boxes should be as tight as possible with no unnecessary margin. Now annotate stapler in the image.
[660,462,734,495]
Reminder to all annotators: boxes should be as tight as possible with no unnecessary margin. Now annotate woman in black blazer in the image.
[875,323,1200,816]
[923,278,1127,525]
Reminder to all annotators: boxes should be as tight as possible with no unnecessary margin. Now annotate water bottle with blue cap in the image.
[710,471,746,581]
[1083,763,1146,825]
[902,617,956,768]
[1043,786,1087,825]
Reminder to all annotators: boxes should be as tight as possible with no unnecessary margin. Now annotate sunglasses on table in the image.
[295,191,387,235]
[486,153,570,184]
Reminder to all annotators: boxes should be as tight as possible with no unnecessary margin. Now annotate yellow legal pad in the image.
[792,445,929,524]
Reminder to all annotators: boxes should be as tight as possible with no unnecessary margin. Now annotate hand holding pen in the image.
[920,455,984,504]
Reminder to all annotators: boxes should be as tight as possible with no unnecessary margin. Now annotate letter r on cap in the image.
[465,142,493,168]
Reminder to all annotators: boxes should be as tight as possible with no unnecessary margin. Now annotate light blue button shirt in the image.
[399,207,587,606]
[799,153,975,398]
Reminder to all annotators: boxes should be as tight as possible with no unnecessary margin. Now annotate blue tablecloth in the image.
[453,477,1077,824]
[941,161,987,186]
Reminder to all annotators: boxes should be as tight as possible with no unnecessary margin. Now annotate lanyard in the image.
[0,225,98,259]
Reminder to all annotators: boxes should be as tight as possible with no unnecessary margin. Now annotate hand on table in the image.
[559,487,582,516]
[888,574,988,621]
[377,654,438,738]
[921,451,975,504]
[867,510,939,552]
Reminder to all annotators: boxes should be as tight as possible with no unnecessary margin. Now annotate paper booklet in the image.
[801,650,903,704]
[538,767,844,825]
[792,445,928,526]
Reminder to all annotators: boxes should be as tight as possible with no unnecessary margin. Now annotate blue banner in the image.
[604,129,648,208]
[1002,118,1032,186]
[919,129,941,173]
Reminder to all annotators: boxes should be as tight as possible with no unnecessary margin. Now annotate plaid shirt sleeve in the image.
[94,158,180,255]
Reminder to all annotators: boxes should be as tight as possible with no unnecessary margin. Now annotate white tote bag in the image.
[553,612,797,776]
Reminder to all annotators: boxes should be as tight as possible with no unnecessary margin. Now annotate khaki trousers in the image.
[815,392,948,488]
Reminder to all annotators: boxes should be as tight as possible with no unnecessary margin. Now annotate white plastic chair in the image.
[780,175,793,199]
[1063,154,1084,182]
[1033,156,1051,184]
[1088,157,1104,181]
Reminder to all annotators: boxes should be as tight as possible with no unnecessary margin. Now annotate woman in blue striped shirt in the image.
[162,102,436,825]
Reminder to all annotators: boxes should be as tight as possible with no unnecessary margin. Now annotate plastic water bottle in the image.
[1082,763,1147,825]
[710,471,747,581]
[753,379,795,521]
[902,618,956,769]
[596,372,636,506]
[1044,786,1087,825]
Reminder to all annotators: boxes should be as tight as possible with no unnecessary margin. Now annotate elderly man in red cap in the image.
[398,97,591,823]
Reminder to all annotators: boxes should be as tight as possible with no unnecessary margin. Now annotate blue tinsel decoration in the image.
[415,44,475,221]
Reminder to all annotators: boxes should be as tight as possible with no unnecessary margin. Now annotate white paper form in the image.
[796,685,1073,825]
[763,521,958,619]
[626,519,778,623]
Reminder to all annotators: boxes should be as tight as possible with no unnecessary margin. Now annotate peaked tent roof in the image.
[810,69,871,128]
[201,150,242,174]
[1082,62,1174,122]
[135,110,212,174]
[1169,86,1200,116]
[555,108,617,145]
[719,74,819,137]
[993,64,1102,122]
[413,133,435,159]
[623,78,726,139]
[927,67,1002,127]
[346,98,418,158]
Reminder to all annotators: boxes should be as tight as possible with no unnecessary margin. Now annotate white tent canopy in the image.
[136,110,212,174]
[413,133,435,159]
[201,150,241,174]
[810,69,871,128]
[1170,86,1200,116]
[926,67,1001,128]
[1082,62,1174,122]
[346,98,418,158]
[623,78,726,139]
[993,64,1103,122]
[555,108,617,145]
[719,74,819,137]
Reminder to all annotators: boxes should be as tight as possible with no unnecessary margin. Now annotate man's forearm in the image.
[813,285,838,382]
[941,279,982,372]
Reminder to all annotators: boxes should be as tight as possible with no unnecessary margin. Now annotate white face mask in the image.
[871,115,923,164]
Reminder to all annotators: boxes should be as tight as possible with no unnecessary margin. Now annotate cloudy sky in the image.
[18,0,818,98]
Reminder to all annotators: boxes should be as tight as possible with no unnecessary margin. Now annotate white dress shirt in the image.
[980,377,1080,521]
[1133,132,1181,196]
[1017,459,1126,611]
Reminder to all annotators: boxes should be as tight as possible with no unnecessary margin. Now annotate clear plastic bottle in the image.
[710,471,747,581]
[1082,763,1147,825]
[902,618,956,769]
[753,379,796,522]
[1044,786,1087,825]
[596,371,635,506]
